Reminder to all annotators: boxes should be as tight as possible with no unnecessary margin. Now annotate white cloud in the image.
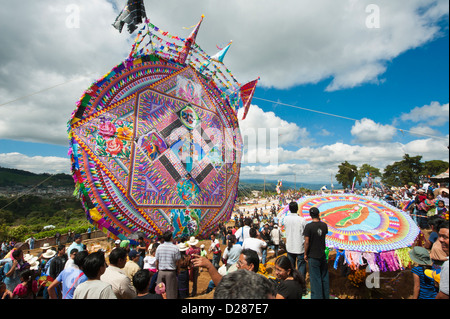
[400,102,450,126]
[238,105,313,148]
[0,0,448,184]
[0,153,71,175]
[0,0,448,147]
[0,1,129,146]
[240,140,449,183]
[408,125,443,138]
[351,118,397,144]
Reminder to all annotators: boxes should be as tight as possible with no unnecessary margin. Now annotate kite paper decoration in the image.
[177,15,204,65]
[68,14,255,242]
[113,0,147,34]
[240,78,260,120]
[278,194,420,271]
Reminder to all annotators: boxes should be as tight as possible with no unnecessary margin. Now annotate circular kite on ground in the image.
[278,194,420,253]
[67,16,255,241]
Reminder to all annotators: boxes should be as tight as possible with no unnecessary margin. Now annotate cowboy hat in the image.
[40,243,51,250]
[188,236,199,246]
[27,257,39,270]
[178,243,189,252]
[42,249,56,259]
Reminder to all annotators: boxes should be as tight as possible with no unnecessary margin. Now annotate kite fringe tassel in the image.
[333,247,414,272]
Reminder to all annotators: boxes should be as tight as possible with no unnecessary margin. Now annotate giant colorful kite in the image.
[68,9,258,241]
[278,194,420,271]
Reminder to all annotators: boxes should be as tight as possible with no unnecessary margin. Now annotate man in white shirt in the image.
[284,201,307,278]
[235,218,252,245]
[242,228,267,262]
[73,251,117,299]
[101,247,137,299]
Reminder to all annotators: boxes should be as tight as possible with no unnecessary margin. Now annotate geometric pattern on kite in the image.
[277,194,420,253]
[68,56,241,241]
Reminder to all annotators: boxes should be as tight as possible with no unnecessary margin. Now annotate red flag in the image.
[240,78,259,120]
[176,15,205,65]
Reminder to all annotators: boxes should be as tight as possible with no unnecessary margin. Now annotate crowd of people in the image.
[0,181,449,300]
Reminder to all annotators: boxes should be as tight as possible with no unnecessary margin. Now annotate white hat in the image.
[40,243,51,250]
[115,240,121,245]
[200,244,205,249]
[42,249,56,259]
[178,243,189,252]
[188,236,199,246]
[28,257,39,270]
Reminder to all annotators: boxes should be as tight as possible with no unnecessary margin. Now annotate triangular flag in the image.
[240,78,260,120]
[199,41,232,73]
[211,41,232,63]
[176,15,205,65]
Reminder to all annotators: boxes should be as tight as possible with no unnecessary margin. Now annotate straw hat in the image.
[42,249,56,259]
[188,236,199,246]
[178,243,189,252]
[28,257,39,270]
[40,243,51,250]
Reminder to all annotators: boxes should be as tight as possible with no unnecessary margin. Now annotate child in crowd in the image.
[12,270,41,299]
[437,200,448,219]
[143,245,158,278]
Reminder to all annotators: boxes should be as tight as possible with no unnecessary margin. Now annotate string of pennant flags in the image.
[126,19,246,112]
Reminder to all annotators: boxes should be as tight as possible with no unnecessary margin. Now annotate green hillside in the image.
[0,166,74,188]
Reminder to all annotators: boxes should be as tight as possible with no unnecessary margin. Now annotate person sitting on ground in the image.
[100,247,136,299]
[132,269,165,299]
[73,251,117,299]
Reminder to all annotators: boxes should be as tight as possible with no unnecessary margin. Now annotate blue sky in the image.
[0,0,448,183]
[254,33,449,146]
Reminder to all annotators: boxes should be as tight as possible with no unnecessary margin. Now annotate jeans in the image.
[308,256,329,299]
[262,248,267,264]
[287,252,306,279]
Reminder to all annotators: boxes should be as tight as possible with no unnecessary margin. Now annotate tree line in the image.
[335,154,448,189]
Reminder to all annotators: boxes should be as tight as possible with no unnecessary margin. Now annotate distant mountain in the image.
[239,178,342,192]
[0,166,74,188]
[0,166,342,192]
